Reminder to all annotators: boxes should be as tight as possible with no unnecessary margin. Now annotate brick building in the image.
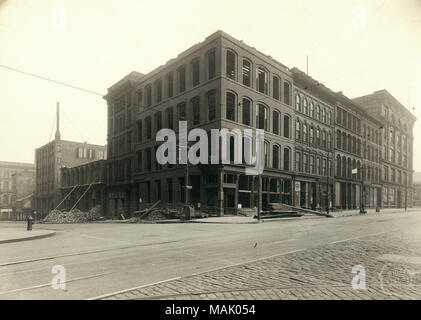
[0,161,35,220]
[60,160,107,213]
[101,30,415,218]
[34,103,107,217]
[353,90,416,208]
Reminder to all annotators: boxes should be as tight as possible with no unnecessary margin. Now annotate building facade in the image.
[100,30,415,218]
[60,160,107,213]
[0,161,35,220]
[353,90,416,208]
[34,104,107,217]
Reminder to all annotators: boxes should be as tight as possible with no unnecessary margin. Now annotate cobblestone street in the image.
[102,223,421,300]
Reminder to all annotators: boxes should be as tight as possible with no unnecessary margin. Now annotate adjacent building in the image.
[34,103,107,217]
[353,90,416,208]
[0,161,35,219]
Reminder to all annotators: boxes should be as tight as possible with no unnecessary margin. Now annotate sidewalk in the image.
[0,227,56,244]
[329,207,418,218]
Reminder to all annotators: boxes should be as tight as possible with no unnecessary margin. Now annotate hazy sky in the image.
[0,0,420,169]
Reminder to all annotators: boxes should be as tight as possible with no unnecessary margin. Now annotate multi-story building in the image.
[353,90,416,208]
[104,30,295,218]
[101,30,415,218]
[0,161,35,219]
[34,103,107,217]
[60,160,107,213]
[291,68,335,210]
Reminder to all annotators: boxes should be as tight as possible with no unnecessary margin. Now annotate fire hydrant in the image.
[26,215,34,231]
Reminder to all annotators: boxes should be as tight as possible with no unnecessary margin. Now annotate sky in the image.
[0,0,420,169]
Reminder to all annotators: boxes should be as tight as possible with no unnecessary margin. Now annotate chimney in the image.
[55,102,61,140]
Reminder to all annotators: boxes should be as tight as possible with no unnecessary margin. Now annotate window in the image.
[316,128,320,145]
[178,102,186,121]
[322,108,326,122]
[316,104,320,120]
[137,120,142,142]
[146,148,151,171]
[242,59,251,87]
[137,151,142,172]
[256,67,268,94]
[273,145,279,169]
[284,148,290,170]
[295,95,301,111]
[303,123,308,142]
[207,50,216,80]
[256,104,268,130]
[310,155,315,173]
[146,85,152,107]
[166,72,173,98]
[146,117,151,140]
[284,115,290,138]
[316,157,321,175]
[155,112,162,132]
[192,97,200,125]
[310,126,314,144]
[226,92,236,121]
[303,98,308,114]
[273,76,280,100]
[283,81,290,105]
[295,152,302,172]
[207,91,216,121]
[303,154,308,173]
[295,120,301,140]
[155,79,162,103]
[178,66,186,93]
[242,98,251,125]
[166,107,174,130]
[226,50,236,80]
[192,59,200,87]
[136,89,143,107]
[273,110,279,135]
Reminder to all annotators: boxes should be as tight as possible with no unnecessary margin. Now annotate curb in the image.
[0,231,56,244]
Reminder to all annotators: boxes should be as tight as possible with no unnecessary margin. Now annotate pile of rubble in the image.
[42,205,102,224]
[133,206,182,221]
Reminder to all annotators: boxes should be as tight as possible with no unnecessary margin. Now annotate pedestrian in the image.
[26,214,34,231]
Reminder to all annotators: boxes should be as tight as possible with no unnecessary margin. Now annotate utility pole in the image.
[257,175,262,221]
[360,164,366,213]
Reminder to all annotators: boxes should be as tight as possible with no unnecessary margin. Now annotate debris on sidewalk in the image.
[42,205,103,224]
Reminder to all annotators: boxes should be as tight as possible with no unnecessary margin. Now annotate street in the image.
[1,210,421,300]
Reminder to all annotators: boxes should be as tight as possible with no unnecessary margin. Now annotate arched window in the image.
[226,50,236,80]
[242,98,251,126]
[352,137,356,154]
[242,59,251,87]
[256,66,268,94]
[303,123,308,143]
[226,91,236,121]
[273,110,280,135]
[352,159,356,179]
[310,101,314,118]
[337,155,341,177]
[357,161,361,180]
[272,145,280,169]
[284,147,290,171]
[342,156,347,177]
[284,115,290,138]
[273,76,280,100]
[303,98,308,114]
[295,120,301,141]
[295,94,301,111]
[256,104,268,130]
[347,158,352,178]
[310,126,314,145]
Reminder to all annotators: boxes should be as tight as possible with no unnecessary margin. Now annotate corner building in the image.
[104,31,295,217]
